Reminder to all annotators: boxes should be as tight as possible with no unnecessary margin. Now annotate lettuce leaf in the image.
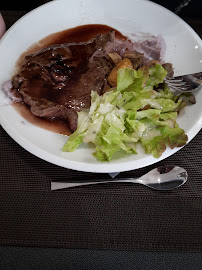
[117,67,149,92]
[141,136,166,158]
[147,64,167,87]
[63,64,188,161]
[63,111,89,152]
[160,126,188,148]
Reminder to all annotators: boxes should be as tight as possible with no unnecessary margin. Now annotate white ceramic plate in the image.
[0,0,202,173]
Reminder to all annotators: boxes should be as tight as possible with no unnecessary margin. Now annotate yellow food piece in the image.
[107,58,133,87]
[108,52,122,65]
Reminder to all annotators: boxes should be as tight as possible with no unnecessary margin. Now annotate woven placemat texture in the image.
[0,12,202,251]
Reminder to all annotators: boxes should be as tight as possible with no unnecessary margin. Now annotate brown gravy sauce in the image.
[13,103,71,135]
[13,24,127,135]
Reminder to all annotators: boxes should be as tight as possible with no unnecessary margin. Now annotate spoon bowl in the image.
[137,165,187,190]
[51,165,188,191]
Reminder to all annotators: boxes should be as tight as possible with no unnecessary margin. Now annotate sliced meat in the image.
[21,94,78,132]
[57,58,111,109]
[11,32,114,132]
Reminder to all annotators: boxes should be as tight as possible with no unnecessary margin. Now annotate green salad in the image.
[63,64,188,161]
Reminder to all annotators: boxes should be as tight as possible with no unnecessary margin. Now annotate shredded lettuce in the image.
[63,64,188,161]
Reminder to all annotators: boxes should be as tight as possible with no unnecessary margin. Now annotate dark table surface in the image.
[1,2,202,269]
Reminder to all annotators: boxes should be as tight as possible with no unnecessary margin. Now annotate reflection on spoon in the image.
[51,165,188,191]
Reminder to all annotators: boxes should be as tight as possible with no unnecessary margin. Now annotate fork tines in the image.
[165,78,183,83]
[164,79,191,91]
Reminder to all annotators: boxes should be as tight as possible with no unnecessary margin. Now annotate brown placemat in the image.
[0,12,202,252]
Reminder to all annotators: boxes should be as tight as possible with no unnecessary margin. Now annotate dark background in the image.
[1,0,201,18]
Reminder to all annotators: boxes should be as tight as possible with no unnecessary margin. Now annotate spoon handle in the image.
[51,178,141,190]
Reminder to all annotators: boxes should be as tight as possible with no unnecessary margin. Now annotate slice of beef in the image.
[22,94,78,132]
[11,32,114,132]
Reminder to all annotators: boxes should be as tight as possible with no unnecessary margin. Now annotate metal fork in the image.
[164,72,202,92]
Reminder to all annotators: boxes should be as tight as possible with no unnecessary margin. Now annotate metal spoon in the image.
[51,165,187,191]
